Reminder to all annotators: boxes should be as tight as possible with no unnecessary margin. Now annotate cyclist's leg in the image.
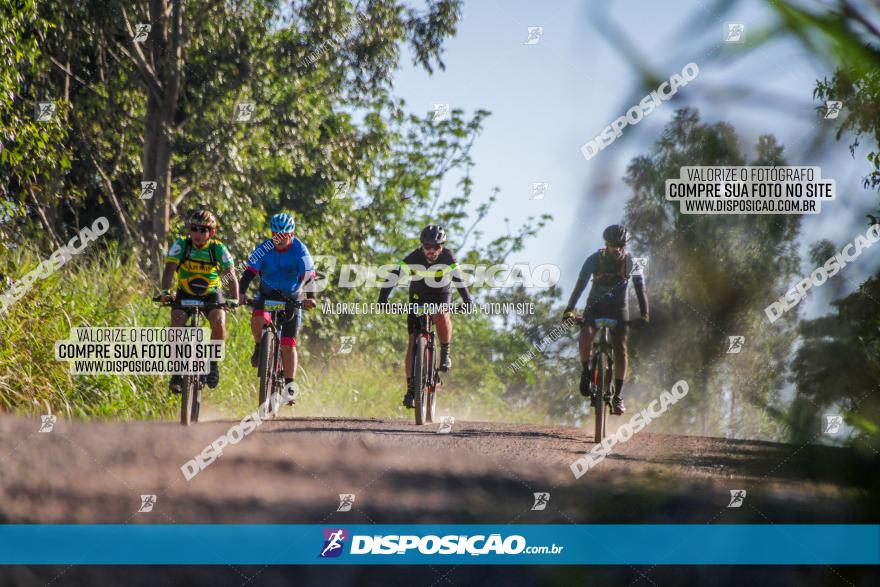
[205,296,226,388]
[250,295,268,368]
[432,312,452,370]
[578,323,596,396]
[610,322,629,414]
[279,307,301,378]
[251,311,267,343]
[277,309,301,404]
[403,312,419,407]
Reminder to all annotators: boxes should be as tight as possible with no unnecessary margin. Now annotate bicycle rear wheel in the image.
[413,335,429,425]
[258,330,275,412]
[180,376,195,426]
[593,353,611,442]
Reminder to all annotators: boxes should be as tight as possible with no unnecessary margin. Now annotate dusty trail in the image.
[0,414,871,525]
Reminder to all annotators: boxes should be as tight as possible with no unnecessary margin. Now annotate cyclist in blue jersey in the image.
[238,213,317,403]
[563,224,649,415]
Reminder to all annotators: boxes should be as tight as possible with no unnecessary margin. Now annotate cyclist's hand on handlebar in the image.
[302,298,317,310]
[226,299,240,311]
[639,313,650,324]
[157,290,174,303]
[562,308,577,323]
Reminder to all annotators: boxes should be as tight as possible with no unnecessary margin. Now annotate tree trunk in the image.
[139,0,183,275]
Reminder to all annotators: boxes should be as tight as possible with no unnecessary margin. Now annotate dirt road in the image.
[1,414,873,524]
[0,414,877,586]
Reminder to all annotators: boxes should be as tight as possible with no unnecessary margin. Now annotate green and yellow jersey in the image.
[166,237,234,295]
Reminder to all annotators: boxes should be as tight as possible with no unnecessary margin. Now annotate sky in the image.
[391,0,879,317]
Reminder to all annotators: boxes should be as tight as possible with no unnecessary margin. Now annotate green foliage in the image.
[789,274,880,444]
[622,108,799,438]
[0,247,539,423]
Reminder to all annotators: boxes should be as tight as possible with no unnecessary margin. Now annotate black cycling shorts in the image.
[252,290,302,347]
[583,299,628,341]
[173,289,225,314]
[407,292,452,334]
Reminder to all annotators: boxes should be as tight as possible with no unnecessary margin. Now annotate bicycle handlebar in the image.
[567,314,644,327]
[152,295,240,309]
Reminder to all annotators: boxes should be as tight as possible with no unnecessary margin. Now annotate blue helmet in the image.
[270,213,296,234]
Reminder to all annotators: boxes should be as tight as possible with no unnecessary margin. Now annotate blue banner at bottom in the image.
[0,525,877,565]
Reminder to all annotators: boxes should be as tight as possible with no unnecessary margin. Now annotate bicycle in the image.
[572,315,637,442]
[246,295,303,417]
[153,295,237,426]
[408,303,465,425]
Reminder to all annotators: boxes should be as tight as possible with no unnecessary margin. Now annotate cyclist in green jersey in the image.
[158,209,239,391]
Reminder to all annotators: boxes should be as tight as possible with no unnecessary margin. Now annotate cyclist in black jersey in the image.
[563,224,649,415]
[377,225,473,408]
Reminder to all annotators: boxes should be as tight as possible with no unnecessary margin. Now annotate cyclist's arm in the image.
[160,261,178,292]
[222,267,239,302]
[564,257,593,312]
[633,274,648,317]
[450,265,473,304]
[377,265,402,304]
[239,266,257,298]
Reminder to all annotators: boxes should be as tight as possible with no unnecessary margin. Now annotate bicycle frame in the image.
[587,317,619,442]
[252,298,302,415]
[410,306,441,425]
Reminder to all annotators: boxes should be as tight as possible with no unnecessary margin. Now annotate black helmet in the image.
[420,224,447,246]
[602,224,629,246]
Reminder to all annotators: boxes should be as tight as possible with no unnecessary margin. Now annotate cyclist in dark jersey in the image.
[377,225,473,408]
[563,224,648,415]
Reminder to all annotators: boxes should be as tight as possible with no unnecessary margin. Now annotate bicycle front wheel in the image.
[258,331,275,413]
[180,376,195,426]
[191,383,201,423]
[413,335,429,425]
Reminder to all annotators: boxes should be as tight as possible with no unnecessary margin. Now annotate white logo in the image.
[824,101,843,119]
[138,494,157,512]
[234,102,255,122]
[36,102,56,122]
[726,336,745,354]
[530,182,549,200]
[724,23,745,43]
[437,415,455,434]
[727,489,746,508]
[139,181,157,200]
[531,492,549,510]
[337,336,355,354]
[337,493,355,512]
[333,180,351,199]
[321,529,346,557]
[631,257,648,276]
[39,415,57,433]
[823,415,842,435]
[133,23,151,43]
[431,103,450,122]
[524,27,543,45]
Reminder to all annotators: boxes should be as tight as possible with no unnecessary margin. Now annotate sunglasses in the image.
[422,244,442,251]
[190,225,211,233]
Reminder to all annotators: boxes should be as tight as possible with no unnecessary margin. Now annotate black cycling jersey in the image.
[377,247,473,304]
[566,248,648,318]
